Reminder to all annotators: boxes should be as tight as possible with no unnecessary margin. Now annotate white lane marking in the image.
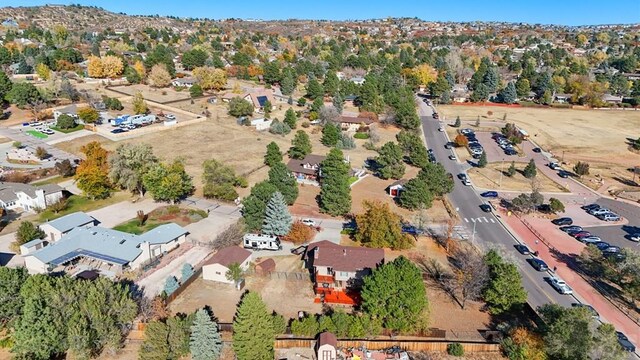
[490,218,495,223]
[464,218,469,223]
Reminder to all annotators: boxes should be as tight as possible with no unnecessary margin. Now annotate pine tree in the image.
[283,108,297,129]
[332,93,344,114]
[267,162,298,205]
[319,148,351,216]
[264,142,283,167]
[507,161,516,177]
[181,263,194,282]
[288,130,312,159]
[478,151,488,168]
[164,276,179,295]
[321,123,341,147]
[483,250,527,314]
[499,82,517,104]
[233,292,276,360]
[262,192,292,236]
[454,116,461,127]
[140,321,170,360]
[167,315,192,359]
[376,142,405,179]
[523,159,537,179]
[190,309,222,360]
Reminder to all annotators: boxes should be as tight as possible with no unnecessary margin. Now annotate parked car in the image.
[462,178,471,186]
[616,332,636,352]
[558,170,570,178]
[165,114,176,120]
[548,276,573,295]
[432,113,439,119]
[602,246,621,254]
[582,203,601,211]
[505,148,518,156]
[629,233,640,242]
[588,208,610,216]
[580,236,602,244]
[549,162,561,170]
[480,191,498,198]
[290,245,307,255]
[479,204,492,212]
[597,213,621,222]
[560,225,583,233]
[573,231,593,239]
[460,128,474,135]
[444,143,453,149]
[527,258,549,271]
[448,154,457,161]
[595,242,612,251]
[571,303,599,318]
[532,147,542,153]
[402,225,420,235]
[514,244,530,255]
[458,173,467,180]
[110,128,128,134]
[301,219,316,227]
[551,217,573,226]
[438,127,444,132]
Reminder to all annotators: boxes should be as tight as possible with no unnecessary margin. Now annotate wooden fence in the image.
[165,266,204,304]
[273,338,500,353]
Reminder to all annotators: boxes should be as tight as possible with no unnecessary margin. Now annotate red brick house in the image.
[304,240,384,304]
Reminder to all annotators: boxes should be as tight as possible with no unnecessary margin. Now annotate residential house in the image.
[305,240,384,304]
[602,94,623,105]
[387,179,406,198]
[53,104,78,121]
[171,77,198,88]
[221,89,275,113]
[337,116,375,132]
[202,246,252,284]
[554,93,571,103]
[248,117,272,131]
[24,220,189,275]
[39,212,98,243]
[316,332,338,360]
[287,154,326,185]
[0,182,64,213]
[349,76,365,85]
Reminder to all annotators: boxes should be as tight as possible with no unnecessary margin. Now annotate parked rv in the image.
[242,233,282,251]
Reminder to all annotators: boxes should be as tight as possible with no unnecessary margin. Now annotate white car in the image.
[301,219,316,227]
[449,154,457,161]
[462,178,471,186]
[165,114,176,120]
[549,277,573,295]
[438,127,444,132]
[630,233,640,242]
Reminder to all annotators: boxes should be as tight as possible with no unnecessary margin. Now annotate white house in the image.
[316,332,338,360]
[249,118,272,131]
[0,182,64,213]
[23,220,189,275]
[171,77,197,88]
[202,246,252,284]
[39,211,98,243]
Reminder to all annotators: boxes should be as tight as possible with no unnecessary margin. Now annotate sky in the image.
[3,0,640,26]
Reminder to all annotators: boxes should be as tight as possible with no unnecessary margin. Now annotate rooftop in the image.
[45,212,97,233]
[0,182,64,203]
[286,154,326,176]
[307,241,384,272]
[203,246,251,268]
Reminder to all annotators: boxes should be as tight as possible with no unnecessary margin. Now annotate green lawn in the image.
[26,130,47,139]
[38,192,131,222]
[31,176,66,186]
[348,176,359,185]
[51,124,85,134]
[113,219,168,235]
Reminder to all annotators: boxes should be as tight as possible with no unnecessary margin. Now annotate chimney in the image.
[314,247,319,259]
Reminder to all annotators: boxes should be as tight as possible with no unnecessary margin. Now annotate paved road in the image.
[0,128,79,167]
[583,198,640,251]
[419,100,574,310]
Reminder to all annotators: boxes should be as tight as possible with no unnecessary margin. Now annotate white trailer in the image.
[243,233,281,251]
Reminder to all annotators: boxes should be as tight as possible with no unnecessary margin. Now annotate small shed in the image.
[254,258,276,276]
[388,179,406,198]
[316,332,337,360]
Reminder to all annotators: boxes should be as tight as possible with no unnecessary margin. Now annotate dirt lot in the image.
[439,105,640,193]
[169,255,322,322]
[106,84,191,103]
[467,162,569,193]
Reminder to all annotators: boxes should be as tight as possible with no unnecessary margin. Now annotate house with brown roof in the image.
[287,154,326,185]
[337,116,375,132]
[305,240,384,304]
[316,332,337,360]
[202,246,252,284]
[221,88,275,114]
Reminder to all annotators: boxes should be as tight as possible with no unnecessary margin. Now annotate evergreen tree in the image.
[523,159,537,179]
[190,309,222,360]
[453,116,461,127]
[264,142,282,167]
[376,142,405,179]
[241,181,278,231]
[321,123,341,147]
[140,321,170,360]
[306,78,324,100]
[181,263,194,282]
[0,70,12,101]
[478,151,488,168]
[280,69,296,95]
[167,315,192,359]
[332,93,344,114]
[283,108,297,129]
[419,162,454,196]
[267,162,298,205]
[499,82,517,104]
[398,177,434,210]
[288,130,312,159]
[470,83,489,102]
[319,148,351,216]
[483,250,527,314]
[507,161,516,177]
[164,276,179,295]
[361,256,428,332]
[515,77,531,98]
[323,70,339,96]
[483,67,500,93]
[233,292,276,360]
[0,267,28,325]
[262,192,293,236]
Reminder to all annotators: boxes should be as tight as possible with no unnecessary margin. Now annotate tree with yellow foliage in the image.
[132,92,148,115]
[87,55,104,78]
[35,63,51,81]
[502,327,547,360]
[101,55,124,78]
[412,64,438,86]
[193,66,227,91]
[147,63,171,88]
[576,34,588,46]
[133,60,146,78]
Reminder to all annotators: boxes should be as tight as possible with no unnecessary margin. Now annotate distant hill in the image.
[0,4,189,32]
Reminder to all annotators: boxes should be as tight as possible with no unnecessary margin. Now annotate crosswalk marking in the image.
[462,217,498,225]
[464,218,469,223]
[490,218,495,223]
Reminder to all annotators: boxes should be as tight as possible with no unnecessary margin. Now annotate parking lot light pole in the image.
[499,158,505,188]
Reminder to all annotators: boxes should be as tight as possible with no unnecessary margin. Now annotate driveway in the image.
[0,127,79,167]
[87,198,165,228]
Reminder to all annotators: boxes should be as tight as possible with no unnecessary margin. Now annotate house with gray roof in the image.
[39,211,99,242]
[0,182,64,213]
[23,217,189,275]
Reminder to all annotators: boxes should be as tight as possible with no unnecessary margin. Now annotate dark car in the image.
[479,204,492,212]
[604,252,626,261]
[532,147,542,153]
[432,113,439,119]
[444,142,453,149]
[616,332,636,352]
[480,191,499,198]
[551,217,573,226]
[527,258,549,271]
[514,244,530,255]
[505,148,518,156]
[560,225,583,233]
[110,128,128,134]
[458,173,467,180]
[402,225,419,235]
[558,170,570,178]
[290,245,307,255]
[602,246,621,253]
[595,242,611,251]
[581,203,600,211]
[571,303,599,318]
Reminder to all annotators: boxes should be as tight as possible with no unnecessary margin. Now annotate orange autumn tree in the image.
[355,200,413,250]
[75,141,112,199]
[283,221,316,244]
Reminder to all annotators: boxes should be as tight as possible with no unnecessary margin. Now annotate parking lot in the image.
[583,198,640,251]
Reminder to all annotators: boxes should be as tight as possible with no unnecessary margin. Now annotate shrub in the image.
[301,121,310,128]
[269,119,291,135]
[353,132,370,139]
[447,343,464,356]
[282,221,316,244]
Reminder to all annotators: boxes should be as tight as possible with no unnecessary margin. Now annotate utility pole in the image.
[499,158,505,188]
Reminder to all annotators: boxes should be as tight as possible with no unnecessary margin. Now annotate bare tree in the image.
[448,247,489,309]
[210,219,245,249]
[444,49,465,83]
[368,126,381,144]
[318,105,340,125]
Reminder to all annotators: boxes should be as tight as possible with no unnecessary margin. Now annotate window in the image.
[215,272,221,275]
[340,271,349,277]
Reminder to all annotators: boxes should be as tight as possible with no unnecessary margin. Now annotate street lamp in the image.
[499,158,505,188]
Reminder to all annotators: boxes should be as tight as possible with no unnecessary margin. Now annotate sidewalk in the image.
[502,210,640,349]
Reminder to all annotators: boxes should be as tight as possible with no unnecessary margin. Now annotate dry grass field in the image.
[440,105,640,192]
[467,162,569,193]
